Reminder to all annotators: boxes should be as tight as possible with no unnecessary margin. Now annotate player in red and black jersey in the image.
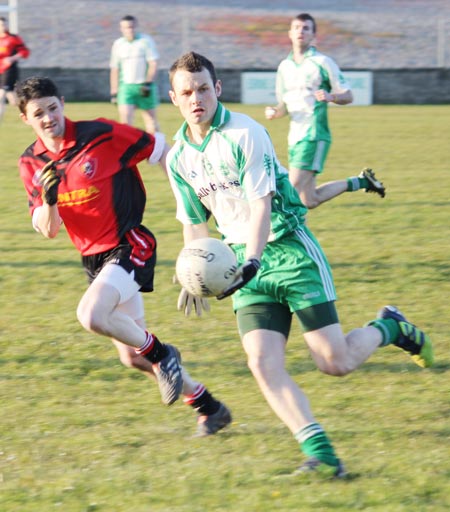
[0,17,30,121]
[15,76,231,435]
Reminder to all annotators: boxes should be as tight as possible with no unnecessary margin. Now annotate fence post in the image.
[437,19,446,68]
[0,0,18,32]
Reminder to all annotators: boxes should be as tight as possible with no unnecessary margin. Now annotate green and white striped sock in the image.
[294,423,339,467]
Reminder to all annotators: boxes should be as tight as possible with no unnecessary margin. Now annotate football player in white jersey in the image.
[265,13,385,208]
[110,15,160,133]
[166,52,433,477]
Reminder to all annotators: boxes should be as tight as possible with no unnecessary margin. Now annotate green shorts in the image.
[117,82,159,109]
[288,140,331,174]
[231,227,337,313]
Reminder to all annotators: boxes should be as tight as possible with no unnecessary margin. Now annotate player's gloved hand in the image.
[39,161,60,206]
[217,258,261,300]
[140,82,152,98]
[177,287,210,317]
[110,93,117,104]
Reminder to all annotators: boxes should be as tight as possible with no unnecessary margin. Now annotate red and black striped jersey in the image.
[19,118,157,255]
[0,31,30,73]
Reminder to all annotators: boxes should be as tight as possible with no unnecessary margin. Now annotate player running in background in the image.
[166,52,433,476]
[15,76,231,436]
[264,13,385,208]
[0,16,30,122]
[110,15,160,134]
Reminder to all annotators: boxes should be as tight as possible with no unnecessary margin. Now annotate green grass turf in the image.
[0,102,449,511]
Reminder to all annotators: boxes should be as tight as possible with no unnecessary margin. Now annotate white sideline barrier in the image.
[241,71,373,106]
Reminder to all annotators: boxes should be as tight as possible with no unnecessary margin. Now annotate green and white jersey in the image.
[276,47,350,146]
[110,33,159,84]
[167,103,307,245]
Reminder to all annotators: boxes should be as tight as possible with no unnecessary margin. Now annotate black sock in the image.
[184,385,221,416]
[135,332,169,364]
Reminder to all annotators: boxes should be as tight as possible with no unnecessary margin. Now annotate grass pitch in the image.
[0,102,449,511]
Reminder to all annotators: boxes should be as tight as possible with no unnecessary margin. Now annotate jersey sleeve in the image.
[275,62,285,105]
[13,34,30,59]
[18,154,44,216]
[238,122,277,202]
[324,56,351,94]
[144,35,159,62]
[107,120,155,165]
[109,40,120,68]
[167,147,208,225]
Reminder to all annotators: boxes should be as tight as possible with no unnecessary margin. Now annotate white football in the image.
[176,238,238,297]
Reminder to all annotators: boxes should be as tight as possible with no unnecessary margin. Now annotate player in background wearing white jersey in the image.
[166,52,433,478]
[110,15,160,134]
[265,13,385,208]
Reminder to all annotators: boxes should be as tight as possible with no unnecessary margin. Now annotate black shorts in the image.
[82,225,157,292]
[0,65,19,91]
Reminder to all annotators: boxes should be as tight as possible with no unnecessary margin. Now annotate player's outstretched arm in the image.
[216,258,260,300]
[264,103,287,120]
[218,195,270,299]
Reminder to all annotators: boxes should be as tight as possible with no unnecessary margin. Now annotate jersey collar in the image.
[33,117,77,157]
[123,33,142,43]
[288,46,317,62]
[210,102,230,129]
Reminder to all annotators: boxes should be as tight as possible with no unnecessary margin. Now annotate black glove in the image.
[217,258,261,300]
[110,93,117,104]
[39,161,60,206]
[140,82,152,97]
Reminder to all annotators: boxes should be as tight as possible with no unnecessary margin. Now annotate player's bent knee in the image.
[301,196,320,209]
[298,187,321,208]
[316,359,352,377]
[76,302,108,334]
[76,302,88,329]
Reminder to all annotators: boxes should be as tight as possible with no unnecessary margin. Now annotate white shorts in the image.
[94,263,144,320]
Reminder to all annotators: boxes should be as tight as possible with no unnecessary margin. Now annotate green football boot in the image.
[293,457,347,479]
[359,167,386,197]
[378,305,434,368]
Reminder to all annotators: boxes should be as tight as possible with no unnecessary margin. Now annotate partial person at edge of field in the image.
[15,76,231,437]
[265,12,385,208]
[0,16,30,123]
[166,51,434,477]
[110,15,160,134]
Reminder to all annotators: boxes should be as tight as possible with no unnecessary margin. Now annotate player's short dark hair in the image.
[15,76,62,114]
[294,13,316,33]
[121,15,137,24]
[169,52,217,86]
